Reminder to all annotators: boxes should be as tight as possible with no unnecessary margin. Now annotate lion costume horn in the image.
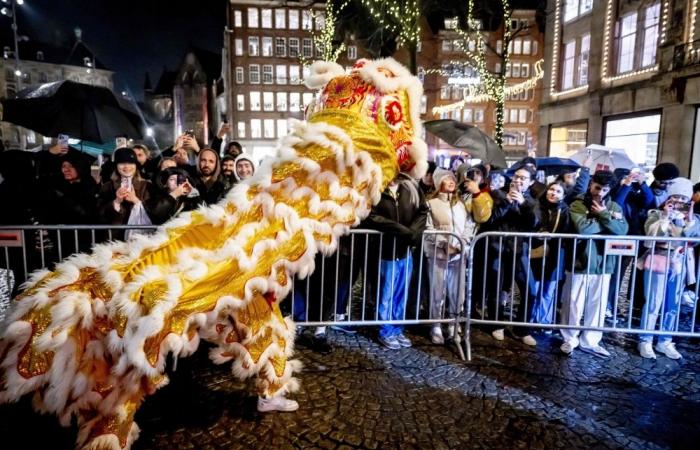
[0,57,426,450]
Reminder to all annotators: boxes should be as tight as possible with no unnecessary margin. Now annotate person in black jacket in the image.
[362,173,428,350]
[481,165,540,346]
[150,167,202,225]
[193,148,229,205]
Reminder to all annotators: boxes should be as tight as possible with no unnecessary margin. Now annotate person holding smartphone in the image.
[150,167,202,224]
[97,148,158,232]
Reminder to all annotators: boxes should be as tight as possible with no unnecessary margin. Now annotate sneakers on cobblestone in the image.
[396,333,412,348]
[430,326,444,345]
[638,341,656,359]
[655,341,682,360]
[378,335,401,350]
[580,345,610,358]
[491,329,505,341]
[257,395,299,413]
[560,341,574,355]
[521,335,537,346]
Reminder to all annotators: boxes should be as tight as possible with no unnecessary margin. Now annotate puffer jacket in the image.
[425,193,475,261]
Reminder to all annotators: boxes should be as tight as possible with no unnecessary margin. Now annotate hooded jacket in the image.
[233,153,258,182]
[149,167,203,225]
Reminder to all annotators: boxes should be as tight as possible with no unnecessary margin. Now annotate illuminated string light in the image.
[549,0,562,96]
[299,1,350,66]
[359,0,420,48]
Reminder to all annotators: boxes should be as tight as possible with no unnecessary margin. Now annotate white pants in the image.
[427,257,462,319]
[560,273,611,349]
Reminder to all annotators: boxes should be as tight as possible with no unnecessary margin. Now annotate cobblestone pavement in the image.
[1,325,699,450]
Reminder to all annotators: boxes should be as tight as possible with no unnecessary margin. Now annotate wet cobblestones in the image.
[1,326,698,449]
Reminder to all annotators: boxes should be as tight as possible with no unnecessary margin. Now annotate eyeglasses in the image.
[512,174,530,181]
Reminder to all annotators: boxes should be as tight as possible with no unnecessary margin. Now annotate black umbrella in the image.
[507,157,581,177]
[0,80,145,144]
[423,119,507,167]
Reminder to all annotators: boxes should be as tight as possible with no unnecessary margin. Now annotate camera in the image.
[184,130,195,138]
[176,174,187,185]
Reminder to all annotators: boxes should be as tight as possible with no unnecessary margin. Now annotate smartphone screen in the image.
[58,134,69,147]
[120,177,132,191]
[116,137,128,148]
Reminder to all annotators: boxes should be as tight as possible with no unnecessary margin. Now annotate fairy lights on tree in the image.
[301,0,351,65]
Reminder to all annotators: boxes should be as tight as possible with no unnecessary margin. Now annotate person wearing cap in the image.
[650,162,680,207]
[424,169,488,344]
[234,153,257,182]
[560,170,628,358]
[638,177,700,360]
[97,147,158,229]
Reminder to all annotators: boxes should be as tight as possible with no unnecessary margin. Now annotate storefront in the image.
[548,121,587,157]
[603,111,661,169]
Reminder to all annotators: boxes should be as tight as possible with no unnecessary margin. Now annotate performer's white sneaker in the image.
[257,395,299,412]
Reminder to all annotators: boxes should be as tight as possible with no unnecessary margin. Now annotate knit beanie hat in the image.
[652,162,680,182]
[113,147,137,165]
[666,177,693,200]
[433,168,456,191]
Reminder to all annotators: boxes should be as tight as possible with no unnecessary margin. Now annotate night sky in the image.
[8,0,227,98]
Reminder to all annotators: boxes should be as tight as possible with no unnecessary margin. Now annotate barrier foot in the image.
[452,318,466,361]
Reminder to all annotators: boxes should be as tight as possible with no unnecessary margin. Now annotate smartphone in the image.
[176,174,187,185]
[120,177,132,191]
[116,137,128,148]
[58,133,69,147]
[220,114,228,124]
[184,130,195,138]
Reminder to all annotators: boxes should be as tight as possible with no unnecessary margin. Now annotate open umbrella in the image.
[0,80,145,144]
[507,157,581,177]
[570,144,636,171]
[424,119,507,167]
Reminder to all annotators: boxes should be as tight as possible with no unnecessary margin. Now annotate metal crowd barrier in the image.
[464,231,700,361]
[0,225,469,359]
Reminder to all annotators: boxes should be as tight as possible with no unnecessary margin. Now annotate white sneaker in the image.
[560,341,574,355]
[521,335,537,346]
[492,329,505,341]
[580,345,611,358]
[257,395,299,412]
[446,324,456,339]
[638,341,656,359]
[655,341,682,360]
[430,326,444,345]
[682,291,696,308]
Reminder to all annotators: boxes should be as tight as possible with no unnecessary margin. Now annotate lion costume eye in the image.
[380,95,404,131]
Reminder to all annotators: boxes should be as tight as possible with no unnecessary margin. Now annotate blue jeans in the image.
[640,269,681,344]
[531,279,558,325]
[378,255,413,339]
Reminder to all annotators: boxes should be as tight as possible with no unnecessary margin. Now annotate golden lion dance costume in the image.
[0,58,427,450]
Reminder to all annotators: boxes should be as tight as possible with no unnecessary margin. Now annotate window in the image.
[315,12,325,30]
[276,38,286,57]
[451,110,460,120]
[512,62,521,78]
[505,63,511,78]
[289,38,300,57]
[303,65,311,80]
[519,109,528,124]
[642,3,660,67]
[236,94,245,111]
[276,65,287,84]
[302,10,313,30]
[496,40,503,54]
[248,37,259,56]
[276,9,286,28]
[348,46,357,60]
[463,109,472,122]
[235,39,243,56]
[261,9,272,28]
[289,93,301,112]
[513,38,522,55]
[578,34,590,86]
[417,41,422,52]
[264,119,275,138]
[495,62,502,74]
[248,7,259,28]
[237,121,246,139]
[440,86,449,100]
[289,10,299,29]
[532,41,538,55]
[38,72,48,83]
[249,91,261,111]
[549,122,587,157]
[263,92,274,111]
[234,10,242,28]
[420,95,427,114]
[262,37,273,56]
[564,0,592,22]
[617,12,637,73]
[562,40,575,89]
[289,65,300,84]
[277,92,287,111]
[302,92,314,109]
[503,109,509,124]
[520,90,529,101]
[277,119,288,138]
[474,109,484,123]
[249,64,260,84]
[523,39,531,55]
[605,114,660,168]
[521,63,530,78]
[251,119,262,138]
[262,65,273,84]
[510,109,518,123]
[442,40,451,52]
[302,38,313,58]
[235,67,244,84]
